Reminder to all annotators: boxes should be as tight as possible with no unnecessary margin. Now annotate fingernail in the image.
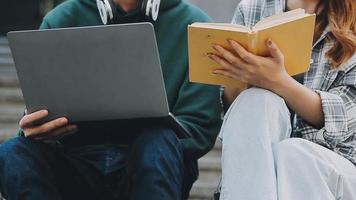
[227,39,233,44]
[61,118,68,123]
[212,44,219,50]
[42,110,48,114]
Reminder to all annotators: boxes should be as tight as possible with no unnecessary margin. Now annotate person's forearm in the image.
[271,75,324,129]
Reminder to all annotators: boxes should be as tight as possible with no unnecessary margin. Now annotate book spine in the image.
[248,31,258,54]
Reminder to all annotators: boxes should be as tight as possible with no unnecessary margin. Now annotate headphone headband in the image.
[96,0,161,25]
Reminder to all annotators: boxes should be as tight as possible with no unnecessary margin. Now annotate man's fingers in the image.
[227,40,258,65]
[266,39,284,63]
[19,110,49,128]
[34,125,78,141]
[25,117,69,138]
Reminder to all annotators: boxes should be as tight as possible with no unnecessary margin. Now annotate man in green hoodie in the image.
[0,0,221,199]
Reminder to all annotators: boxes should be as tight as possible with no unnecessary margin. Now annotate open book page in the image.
[253,8,308,31]
[190,23,251,33]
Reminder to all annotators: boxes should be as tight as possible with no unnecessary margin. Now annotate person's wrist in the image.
[267,71,292,95]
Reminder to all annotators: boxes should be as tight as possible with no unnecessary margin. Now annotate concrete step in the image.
[0,37,8,45]
[0,46,12,59]
[0,103,24,123]
[0,57,14,67]
[189,144,221,199]
[0,126,18,143]
[190,180,218,200]
[0,87,24,104]
[213,140,222,151]
[198,150,221,172]
[0,67,19,87]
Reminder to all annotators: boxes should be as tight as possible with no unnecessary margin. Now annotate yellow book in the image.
[188,9,316,89]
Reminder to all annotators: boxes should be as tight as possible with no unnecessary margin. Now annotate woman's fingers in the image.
[24,117,69,138]
[213,69,246,82]
[266,39,284,63]
[208,54,242,75]
[227,40,258,65]
[212,45,245,67]
[34,125,78,141]
[19,110,49,129]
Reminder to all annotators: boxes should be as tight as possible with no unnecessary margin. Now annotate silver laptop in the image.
[8,23,191,138]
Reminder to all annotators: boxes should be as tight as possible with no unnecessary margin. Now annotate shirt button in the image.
[310,59,314,64]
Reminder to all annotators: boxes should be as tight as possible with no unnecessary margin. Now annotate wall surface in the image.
[187,0,241,23]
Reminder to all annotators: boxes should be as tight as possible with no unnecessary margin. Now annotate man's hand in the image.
[19,110,78,141]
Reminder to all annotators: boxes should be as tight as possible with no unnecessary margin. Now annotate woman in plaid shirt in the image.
[209,0,356,199]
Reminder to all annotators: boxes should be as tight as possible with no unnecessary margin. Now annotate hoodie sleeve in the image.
[174,75,222,160]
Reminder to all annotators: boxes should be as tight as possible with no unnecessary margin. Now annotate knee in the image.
[0,137,40,181]
[0,137,30,162]
[0,137,49,168]
[237,88,286,109]
[131,128,184,171]
[273,138,307,163]
[227,88,290,119]
[222,88,291,140]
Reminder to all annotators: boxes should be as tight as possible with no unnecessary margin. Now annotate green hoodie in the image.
[33,0,222,181]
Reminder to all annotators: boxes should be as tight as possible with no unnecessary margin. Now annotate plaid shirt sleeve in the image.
[315,85,356,147]
[298,56,356,164]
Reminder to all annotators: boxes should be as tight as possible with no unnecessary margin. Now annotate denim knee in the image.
[127,128,184,200]
[129,127,184,172]
[0,137,30,164]
[0,137,56,175]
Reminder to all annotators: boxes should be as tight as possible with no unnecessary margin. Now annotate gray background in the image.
[188,0,240,23]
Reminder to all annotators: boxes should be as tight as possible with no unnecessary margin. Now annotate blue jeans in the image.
[0,127,185,200]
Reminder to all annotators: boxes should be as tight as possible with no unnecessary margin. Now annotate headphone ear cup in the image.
[150,0,160,21]
[144,0,160,21]
[106,0,118,22]
[96,0,108,24]
[96,0,117,24]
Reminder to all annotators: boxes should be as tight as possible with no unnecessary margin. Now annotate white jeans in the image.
[219,88,356,200]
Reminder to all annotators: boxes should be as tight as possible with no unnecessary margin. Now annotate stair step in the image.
[0,57,14,67]
[199,155,221,172]
[190,180,218,200]
[0,37,8,45]
[0,103,24,123]
[0,87,24,103]
[213,140,222,150]
[0,46,12,59]
[0,128,18,143]
[0,67,19,87]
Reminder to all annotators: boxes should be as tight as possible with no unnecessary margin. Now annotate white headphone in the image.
[96,0,161,25]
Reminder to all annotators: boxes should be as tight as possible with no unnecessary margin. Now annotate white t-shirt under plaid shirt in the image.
[231,0,356,165]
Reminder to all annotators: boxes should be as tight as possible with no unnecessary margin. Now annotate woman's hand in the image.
[19,110,78,141]
[210,39,324,128]
[209,39,290,93]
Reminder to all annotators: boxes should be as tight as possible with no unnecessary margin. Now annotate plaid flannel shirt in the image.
[230,0,356,165]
